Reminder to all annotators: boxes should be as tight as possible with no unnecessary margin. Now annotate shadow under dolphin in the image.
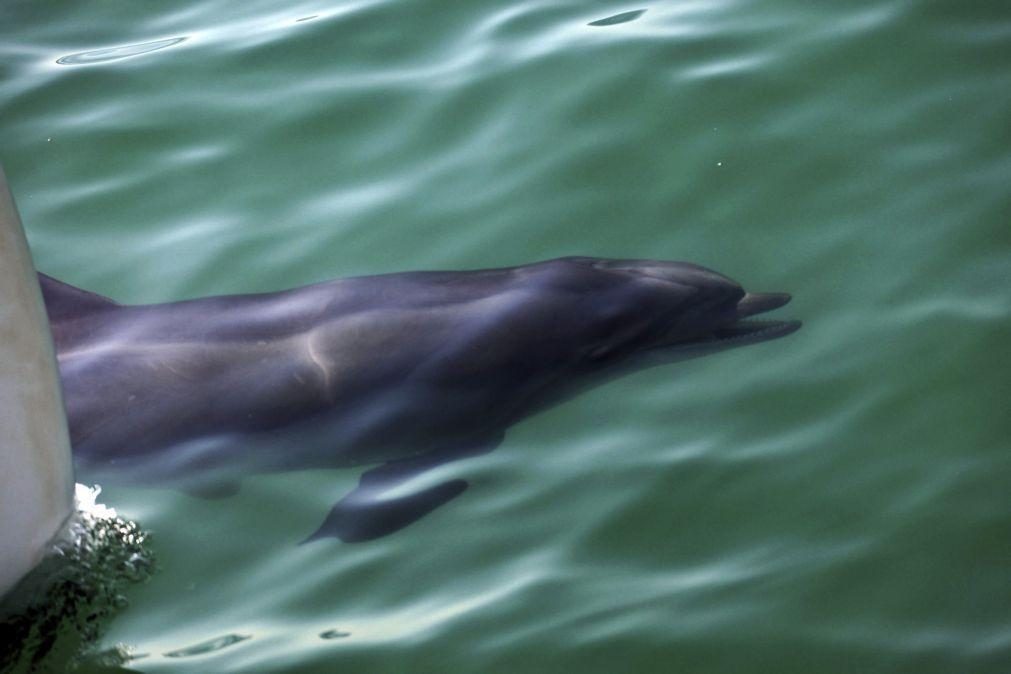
[42,256,800,542]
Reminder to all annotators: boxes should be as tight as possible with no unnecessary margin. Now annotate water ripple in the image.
[163,633,251,657]
[56,36,186,66]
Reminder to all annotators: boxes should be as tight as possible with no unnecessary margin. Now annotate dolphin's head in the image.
[515,257,800,379]
[333,255,800,429]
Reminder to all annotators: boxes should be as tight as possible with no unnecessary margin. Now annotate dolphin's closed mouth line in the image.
[710,319,801,345]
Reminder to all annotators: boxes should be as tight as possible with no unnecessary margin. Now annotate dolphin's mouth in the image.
[703,292,801,347]
[656,291,801,353]
[708,318,801,345]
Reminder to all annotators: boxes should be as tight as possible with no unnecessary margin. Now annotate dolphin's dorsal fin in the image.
[37,273,119,323]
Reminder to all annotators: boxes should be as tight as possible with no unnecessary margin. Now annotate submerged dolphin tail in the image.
[0,164,75,599]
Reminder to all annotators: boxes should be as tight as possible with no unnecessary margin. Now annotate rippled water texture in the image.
[2,0,1009,672]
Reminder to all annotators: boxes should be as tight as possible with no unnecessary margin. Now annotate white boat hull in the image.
[0,164,74,598]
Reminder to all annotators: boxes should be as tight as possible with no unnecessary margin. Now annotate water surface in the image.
[2,0,1009,671]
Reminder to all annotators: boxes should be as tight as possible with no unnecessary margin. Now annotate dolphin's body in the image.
[43,257,799,541]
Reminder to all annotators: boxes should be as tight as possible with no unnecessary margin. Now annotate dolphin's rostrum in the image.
[42,257,800,542]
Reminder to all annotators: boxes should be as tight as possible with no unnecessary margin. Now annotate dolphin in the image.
[41,256,799,542]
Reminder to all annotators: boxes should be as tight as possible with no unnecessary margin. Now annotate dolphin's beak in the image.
[736,292,792,318]
[708,292,801,345]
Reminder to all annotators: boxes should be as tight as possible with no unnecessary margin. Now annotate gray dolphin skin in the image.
[42,257,800,542]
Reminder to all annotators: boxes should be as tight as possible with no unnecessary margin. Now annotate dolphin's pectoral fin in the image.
[306,477,470,544]
[304,436,502,544]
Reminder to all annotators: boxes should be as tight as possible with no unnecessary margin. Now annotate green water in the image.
[3,0,1010,671]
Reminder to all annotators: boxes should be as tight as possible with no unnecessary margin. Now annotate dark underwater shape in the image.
[588,9,646,27]
[42,257,799,542]
[319,629,351,640]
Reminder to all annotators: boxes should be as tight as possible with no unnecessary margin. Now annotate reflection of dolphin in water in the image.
[43,257,800,542]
